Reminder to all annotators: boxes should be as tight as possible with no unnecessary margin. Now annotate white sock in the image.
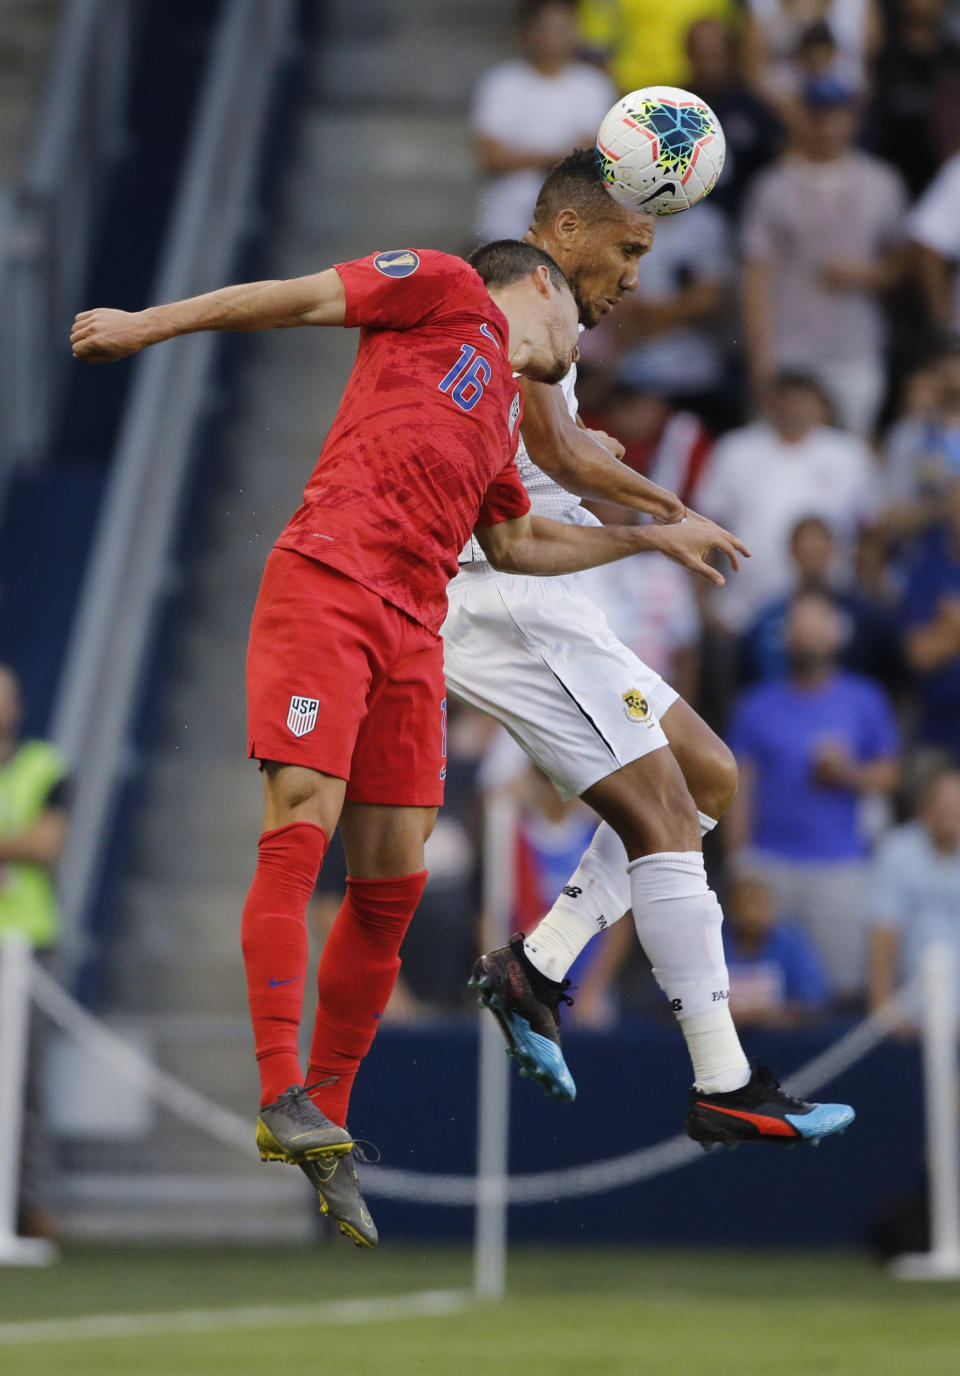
[628,851,750,1093]
[523,822,630,982]
[522,812,721,983]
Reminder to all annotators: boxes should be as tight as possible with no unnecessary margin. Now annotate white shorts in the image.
[442,566,677,800]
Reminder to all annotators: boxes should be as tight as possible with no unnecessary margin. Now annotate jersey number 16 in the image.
[438,344,491,413]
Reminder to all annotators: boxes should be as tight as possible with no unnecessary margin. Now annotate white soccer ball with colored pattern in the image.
[595,85,726,216]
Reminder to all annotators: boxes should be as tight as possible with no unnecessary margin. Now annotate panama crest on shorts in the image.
[622,689,655,726]
[286,695,320,738]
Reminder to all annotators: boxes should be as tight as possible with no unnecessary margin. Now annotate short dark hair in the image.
[532,147,621,229]
[771,369,835,417]
[518,0,576,28]
[797,20,836,53]
[468,239,568,293]
[789,514,832,547]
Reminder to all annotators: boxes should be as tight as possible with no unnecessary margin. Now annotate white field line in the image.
[0,1288,473,1346]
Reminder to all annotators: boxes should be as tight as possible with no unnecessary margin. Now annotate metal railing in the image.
[50,0,297,962]
[0,0,136,469]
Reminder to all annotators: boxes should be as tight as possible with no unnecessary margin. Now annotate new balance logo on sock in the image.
[561,885,582,899]
[269,976,300,987]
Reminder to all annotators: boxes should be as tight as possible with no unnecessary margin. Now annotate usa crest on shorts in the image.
[287,695,320,737]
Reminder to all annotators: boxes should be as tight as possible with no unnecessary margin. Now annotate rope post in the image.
[893,941,960,1281]
[0,933,56,1265]
[473,793,516,1302]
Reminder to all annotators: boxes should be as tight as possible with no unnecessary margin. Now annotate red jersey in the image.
[275,249,529,633]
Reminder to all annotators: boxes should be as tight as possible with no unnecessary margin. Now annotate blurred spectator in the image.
[882,343,960,545]
[577,500,702,704]
[579,386,714,508]
[909,149,960,335]
[603,199,734,431]
[867,767,960,1020]
[696,372,880,635]
[577,0,737,92]
[742,0,883,108]
[743,514,900,686]
[900,474,960,758]
[869,0,960,197]
[0,664,69,1240]
[750,18,851,135]
[472,0,615,241]
[741,77,908,434]
[725,592,900,1000]
[724,869,831,1024]
[685,17,784,215]
[795,18,846,83]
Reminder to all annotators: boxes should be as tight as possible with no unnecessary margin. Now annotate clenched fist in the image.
[70,308,154,363]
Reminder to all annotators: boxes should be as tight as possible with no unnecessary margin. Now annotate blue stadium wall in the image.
[346,1020,919,1247]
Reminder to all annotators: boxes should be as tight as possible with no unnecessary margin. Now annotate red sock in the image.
[307,870,427,1128]
[241,821,328,1107]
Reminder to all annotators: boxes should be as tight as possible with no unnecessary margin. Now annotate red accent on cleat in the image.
[693,1103,799,1137]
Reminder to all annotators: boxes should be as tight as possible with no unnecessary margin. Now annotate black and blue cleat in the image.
[469,934,577,1102]
[686,1063,855,1150]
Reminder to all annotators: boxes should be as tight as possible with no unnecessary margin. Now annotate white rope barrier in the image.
[30,963,258,1162]
[782,976,921,1100]
[26,959,919,1208]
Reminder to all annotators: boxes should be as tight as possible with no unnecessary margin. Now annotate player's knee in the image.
[592,757,701,858]
[263,762,341,832]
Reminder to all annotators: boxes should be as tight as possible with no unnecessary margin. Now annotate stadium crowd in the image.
[406,0,960,1031]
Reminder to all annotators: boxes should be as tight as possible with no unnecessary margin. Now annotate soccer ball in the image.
[595,86,726,216]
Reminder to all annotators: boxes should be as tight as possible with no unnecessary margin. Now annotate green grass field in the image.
[1,1245,958,1376]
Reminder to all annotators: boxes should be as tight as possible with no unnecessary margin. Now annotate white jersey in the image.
[442,345,679,802]
[457,354,599,566]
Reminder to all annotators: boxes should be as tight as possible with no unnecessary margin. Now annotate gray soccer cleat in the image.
[256,1085,354,1164]
[299,1147,379,1248]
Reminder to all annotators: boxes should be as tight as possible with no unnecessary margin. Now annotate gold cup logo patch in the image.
[622,689,651,723]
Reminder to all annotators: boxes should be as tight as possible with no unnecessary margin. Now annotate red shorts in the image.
[246,548,447,806]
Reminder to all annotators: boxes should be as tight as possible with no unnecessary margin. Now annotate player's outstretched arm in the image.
[520,376,685,522]
[476,511,749,586]
[70,269,348,363]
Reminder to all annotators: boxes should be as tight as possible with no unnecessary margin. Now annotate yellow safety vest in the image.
[0,740,66,950]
